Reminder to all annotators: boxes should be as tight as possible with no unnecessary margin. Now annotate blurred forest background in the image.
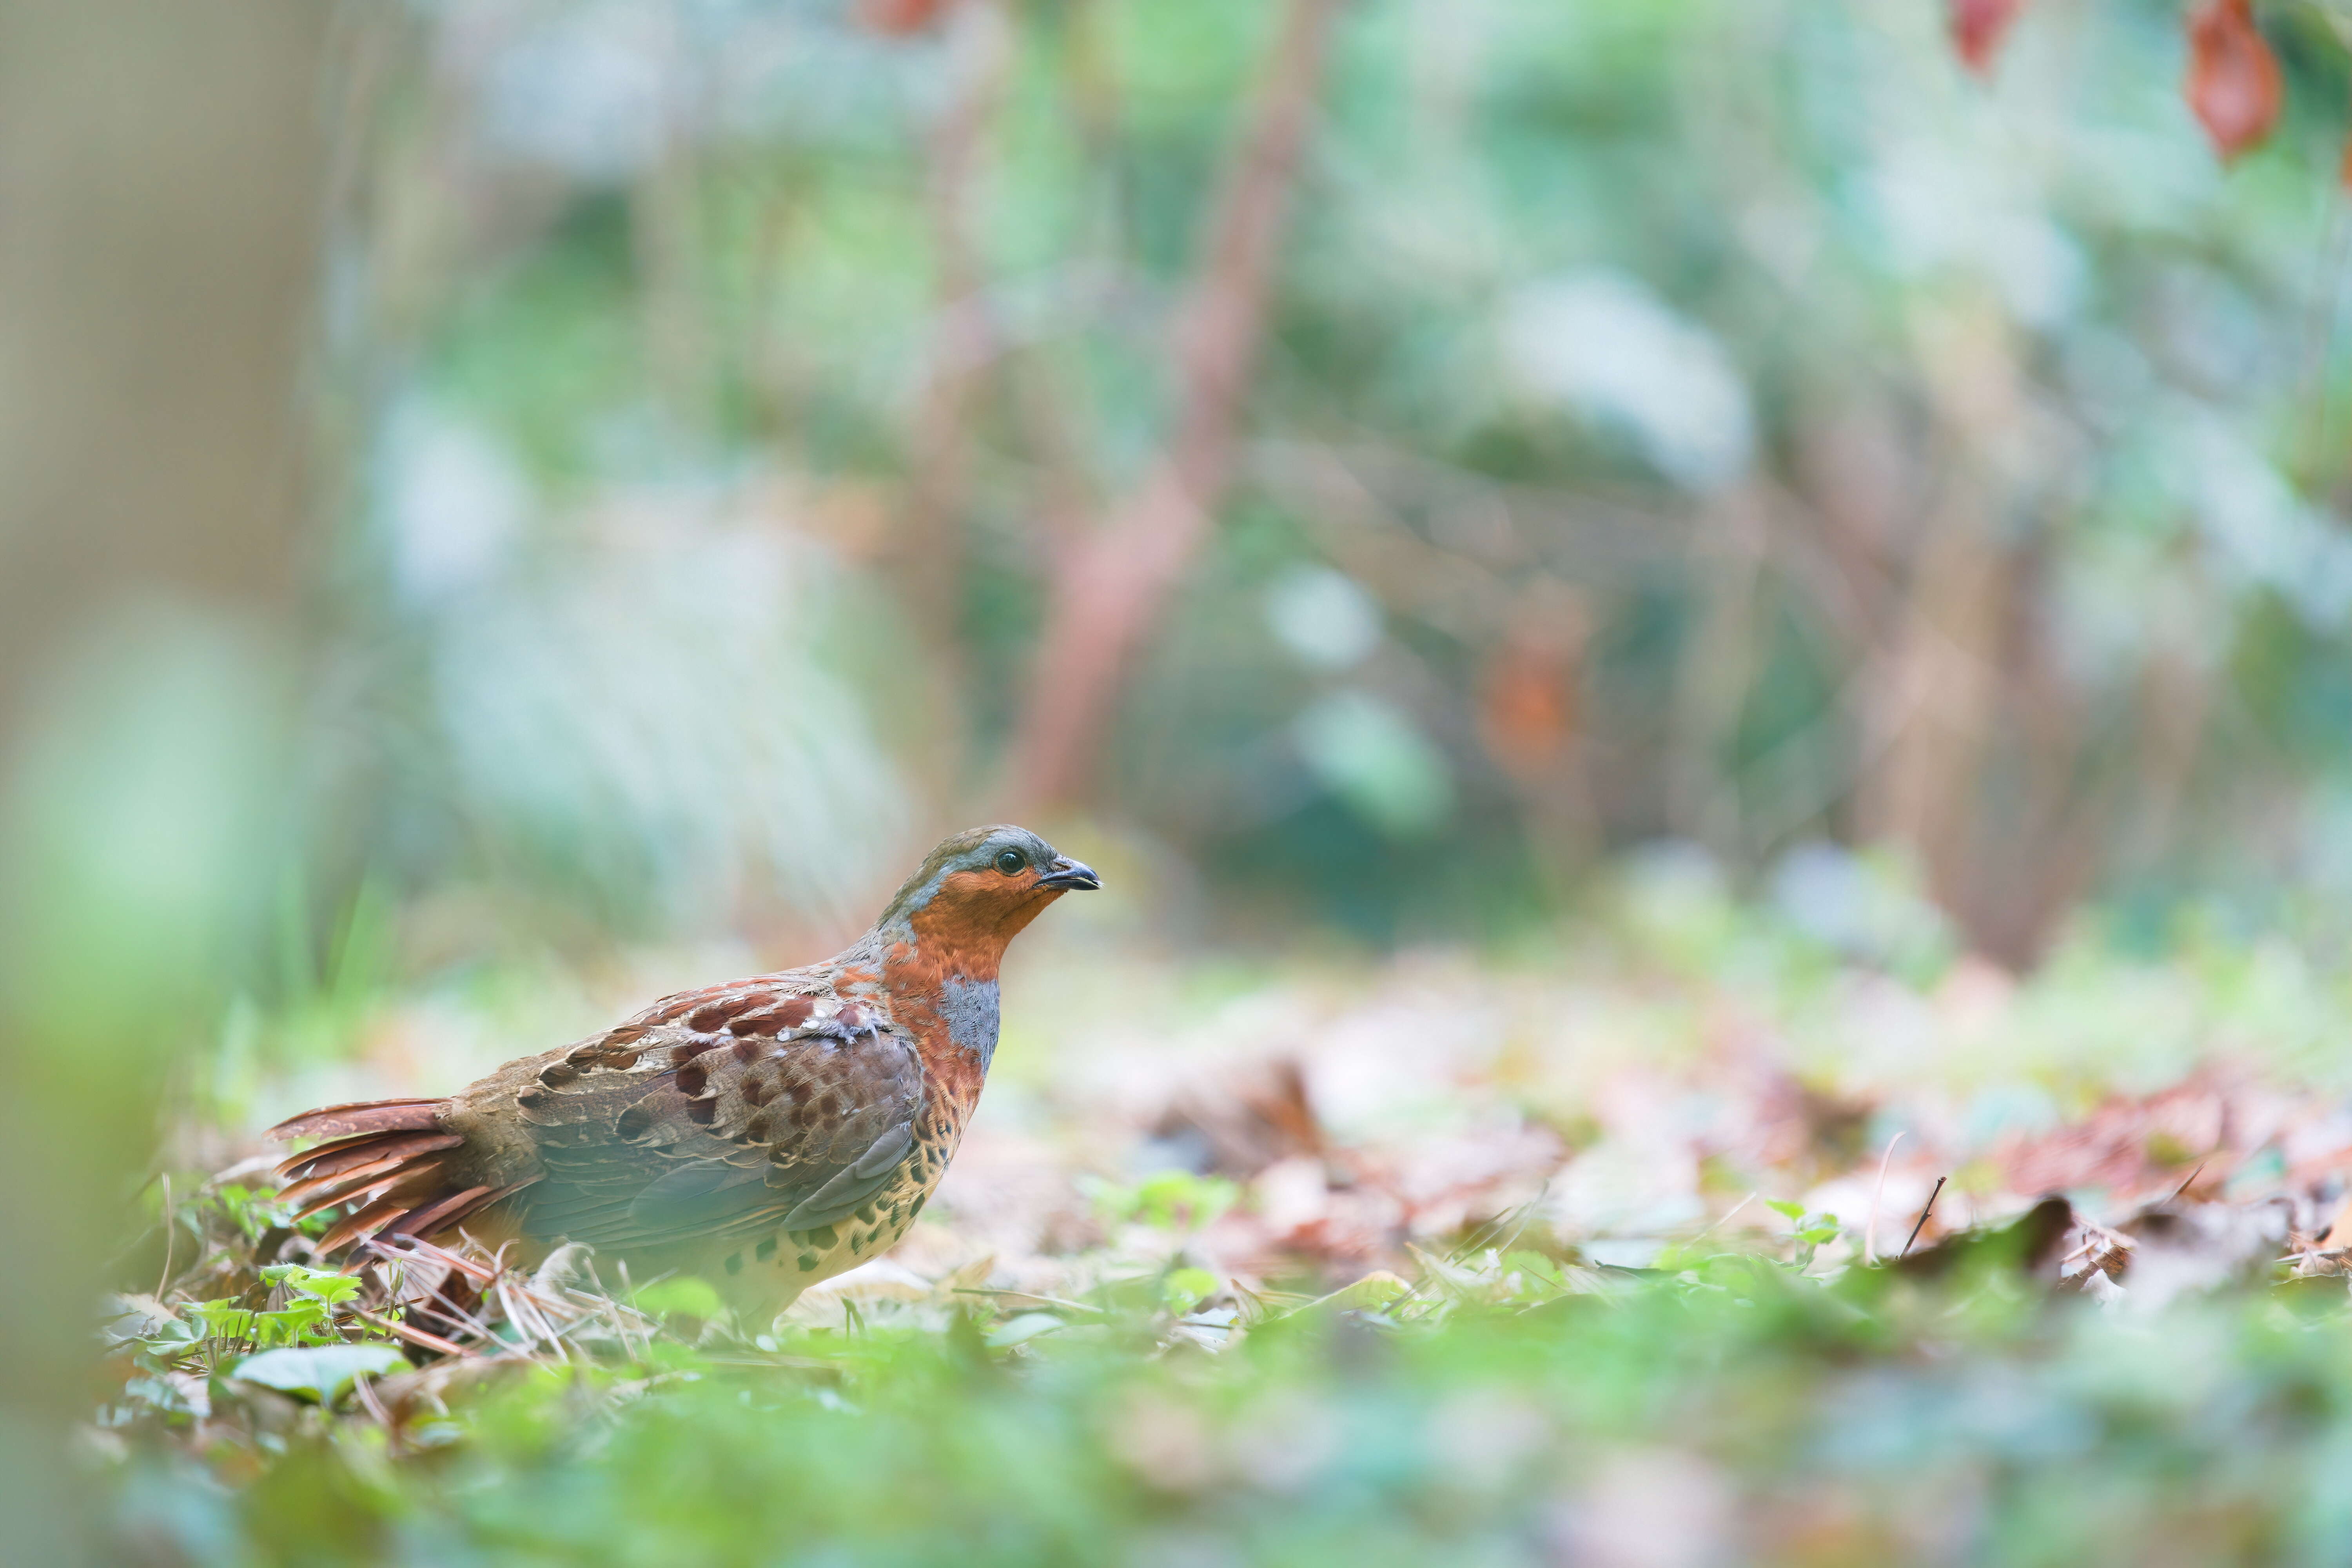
[19,0,2352,1561]
[249,0,2352,968]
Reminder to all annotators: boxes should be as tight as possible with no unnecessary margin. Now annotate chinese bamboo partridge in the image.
[268,826,1098,1314]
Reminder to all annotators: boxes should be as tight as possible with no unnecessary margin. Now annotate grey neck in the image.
[938,974,1001,1071]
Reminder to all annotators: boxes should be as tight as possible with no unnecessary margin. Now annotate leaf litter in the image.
[90,912,2352,1563]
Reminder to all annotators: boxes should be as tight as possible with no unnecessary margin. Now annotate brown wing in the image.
[270,974,923,1260]
[495,985,926,1253]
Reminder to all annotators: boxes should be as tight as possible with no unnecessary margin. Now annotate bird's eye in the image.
[994,849,1026,875]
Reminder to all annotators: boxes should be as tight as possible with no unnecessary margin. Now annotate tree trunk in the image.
[0,2,328,1553]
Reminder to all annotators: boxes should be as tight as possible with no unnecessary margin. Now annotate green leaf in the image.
[632,1277,725,1319]
[985,1312,1069,1348]
[187,1299,256,1342]
[261,1263,364,1304]
[1764,1199,1806,1220]
[121,1376,201,1416]
[102,1296,198,1353]
[250,1299,334,1347]
[139,1315,203,1354]
[231,1344,409,1405]
[1163,1267,1219,1312]
[1136,1172,1238,1230]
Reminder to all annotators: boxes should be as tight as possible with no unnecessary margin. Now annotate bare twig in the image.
[364,1234,502,1285]
[1864,1132,1905,1267]
[2296,188,2350,481]
[1009,351,1103,556]
[353,1307,472,1360]
[405,1278,504,1348]
[2169,1161,2209,1203]
[1900,1176,1947,1260]
[1688,1192,1758,1245]
[1454,1179,1552,1261]
[351,1367,395,1430]
[494,1275,575,1362]
[897,0,1016,778]
[156,1174,176,1299]
[952,1286,1104,1316]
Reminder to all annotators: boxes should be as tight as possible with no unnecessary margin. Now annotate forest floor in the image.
[92,862,2352,1566]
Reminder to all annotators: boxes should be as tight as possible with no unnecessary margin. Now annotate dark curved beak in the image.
[1037,857,1101,891]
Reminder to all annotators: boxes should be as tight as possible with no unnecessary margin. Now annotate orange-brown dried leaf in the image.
[858,0,953,36]
[1950,0,2025,76]
[2185,0,2281,163]
[1477,642,1579,780]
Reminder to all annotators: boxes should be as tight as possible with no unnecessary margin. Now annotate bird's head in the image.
[873,824,1100,976]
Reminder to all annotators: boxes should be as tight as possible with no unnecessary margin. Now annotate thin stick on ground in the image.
[1900,1176,1947,1259]
[1864,1131,1905,1266]
[155,1173,175,1299]
[352,1367,394,1430]
[354,1307,472,1360]
[1457,1179,1553,1262]
[1687,1192,1758,1245]
[953,1287,1105,1316]
[2169,1161,2208,1202]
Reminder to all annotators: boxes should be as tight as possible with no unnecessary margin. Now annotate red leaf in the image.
[2185,0,2282,163]
[1476,588,1586,782]
[1477,642,1579,781]
[1949,0,2026,76]
[858,0,953,36]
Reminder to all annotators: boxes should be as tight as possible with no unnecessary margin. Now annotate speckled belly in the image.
[708,1133,955,1317]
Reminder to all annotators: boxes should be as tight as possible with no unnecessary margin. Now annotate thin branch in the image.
[1008,350,1101,557]
[1009,0,1345,809]
[1454,1179,1553,1263]
[156,1174,176,1298]
[1900,1176,1947,1260]
[952,1286,1105,1316]
[904,0,1014,546]
[2168,1161,2209,1203]
[898,0,1017,797]
[1688,1192,1758,1245]
[352,1307,472,1360]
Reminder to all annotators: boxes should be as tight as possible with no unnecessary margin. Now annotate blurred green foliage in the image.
[99,1243,2352,1567]
[303,0,2352,965]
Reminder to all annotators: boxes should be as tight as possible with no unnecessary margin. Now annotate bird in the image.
[266,825,1098,1315]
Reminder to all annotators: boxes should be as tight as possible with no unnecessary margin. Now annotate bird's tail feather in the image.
[269,1098,530,1256]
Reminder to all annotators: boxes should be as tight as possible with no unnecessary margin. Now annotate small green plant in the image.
[1161,1265,1220,1312]
[1766,1199,1843,1269]
[204,1180,330,1241]
[1083,1170,1239,1232]
[106,1260,378,1407]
